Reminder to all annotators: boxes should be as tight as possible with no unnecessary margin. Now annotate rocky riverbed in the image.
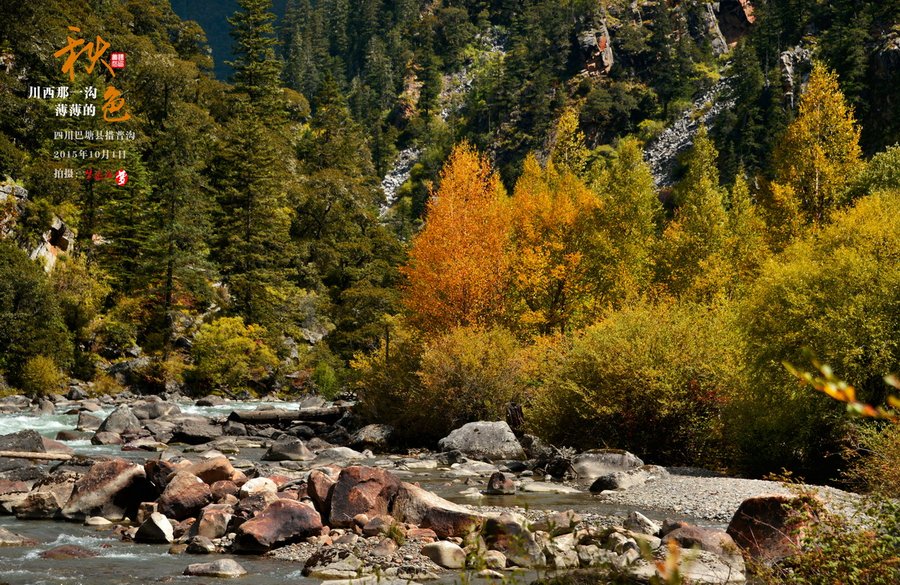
[0,392,862,585]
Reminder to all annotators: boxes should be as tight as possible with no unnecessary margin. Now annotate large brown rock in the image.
[191,503,234,539]
[14,491,62,519]
[157,471,212,520]
[233,499,323,552]
[482,512,544,567]
[329,466,401,528]
[61,459,146,520]
[184,456,236,485]
[307,468,338,521]
[663,525,743,565]
[726,494,820,563]
[390,481,484,538]
[144,459,180,490]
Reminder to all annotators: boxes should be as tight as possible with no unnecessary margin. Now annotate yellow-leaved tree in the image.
[508,155,600,334]
[401,142,511,333]
[771,62,864,225]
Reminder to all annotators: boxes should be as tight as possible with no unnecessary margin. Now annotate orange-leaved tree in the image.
[509,155,600,334]
[401,142,511,333]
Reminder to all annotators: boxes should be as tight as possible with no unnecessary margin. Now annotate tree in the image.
[592,137,661,305]
[549,107,590,178]
[211,107,300,335]
[0,242,72,385]
[509,155,599,334]
[725,171,769,288]
[142,102,217,351]
[189,316,279,395]
[657,126,730,299]
[772,62,864,224]
[402,142,510,333]
[228,0,283,108]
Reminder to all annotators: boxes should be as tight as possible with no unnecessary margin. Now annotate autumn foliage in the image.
[401,142,510,333]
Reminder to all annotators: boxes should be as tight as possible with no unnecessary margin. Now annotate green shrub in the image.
[733,189,900,479]
[847,422,900,498]
[353,323,527,443]
[312,361,339,399]
[19,355,65,398]
[527,301,743,467]
[189,316,279,395]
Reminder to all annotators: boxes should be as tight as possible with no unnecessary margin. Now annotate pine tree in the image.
[228,0,283,108]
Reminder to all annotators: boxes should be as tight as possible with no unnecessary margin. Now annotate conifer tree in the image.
[228,0,283,108]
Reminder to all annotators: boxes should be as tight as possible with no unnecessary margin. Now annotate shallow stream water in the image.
[0,400,706,585]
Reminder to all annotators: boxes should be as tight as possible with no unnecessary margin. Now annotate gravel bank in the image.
[592,471,861,526]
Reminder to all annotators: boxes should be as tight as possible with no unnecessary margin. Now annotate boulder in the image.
[91,431,123,445]
[632,549,746,584]
[303,548,364,579]
[329,466,401,528]
[234,499,323,553]
[531,510,582,536]
[438,421,525,461]
[39,545,98,559]
[183,558,247,578]
[157,471,212,520]
[132,401,181,420]
[184,456,236,485]
[482,512,544,568]
[589,465,668,492]
[663,525,742,563]
[211,480,239,501]
[14,491,61,519]
[624,511,660,536]
[239,477,277,498]
[0,526,37,546]
[168,416,224,445]
[262,438,314,461]
[96,405,142,435]
[348,424,394,451]
[61,458,147,520]
[76,411,102,430]
[571,449,644,481]
[391,481,484,538]
[135,512,174,543]
[0,430,46,473]
[145,459,180,490]
[484,471,516,495]
[307,468,337,521]
[727,494,819,563]
[421,541,466,569]
[186,535,216,554]
[191,504,233,539]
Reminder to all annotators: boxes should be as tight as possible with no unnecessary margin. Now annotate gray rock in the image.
[421,541,466,569]
[0,526,36,546]
[571,449,644,481]
[624,510,660,535]
[349,424,394,451]
[531,510,582,536]
[97,405,142,435]
[135,512,174,543]
[438,421,525,461]
[590,465,668,492]
[183,558,247,578]
[262,438,314,461]
[186,535,216,554]
[132,401,181,420]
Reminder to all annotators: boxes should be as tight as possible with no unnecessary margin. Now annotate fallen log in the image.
[0,450,73,461]
[227,406,345,425]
